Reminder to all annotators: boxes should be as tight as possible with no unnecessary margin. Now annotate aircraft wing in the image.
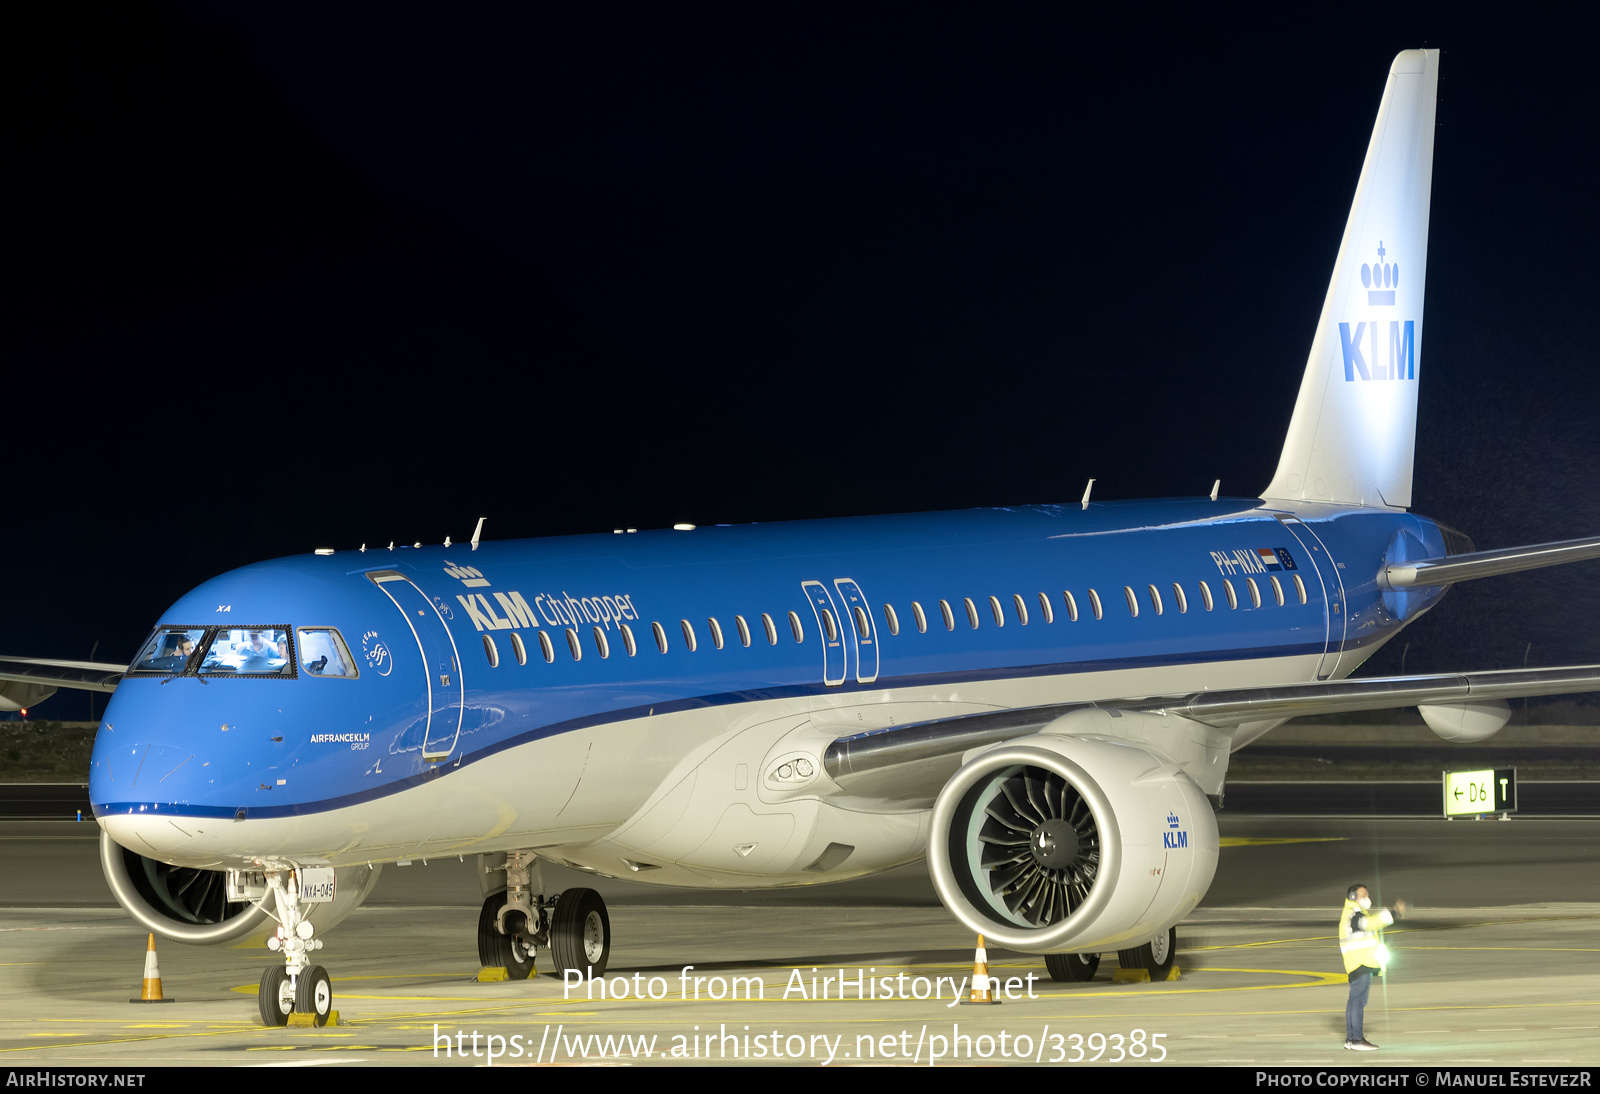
[822,663,1600,805]
[0,657,127,693]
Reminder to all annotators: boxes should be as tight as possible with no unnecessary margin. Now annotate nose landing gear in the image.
[257,869,333,1027]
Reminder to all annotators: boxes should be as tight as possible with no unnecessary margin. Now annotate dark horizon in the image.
[8,4,1598,716]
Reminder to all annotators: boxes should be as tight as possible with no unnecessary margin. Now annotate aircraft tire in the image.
[1044,952,1100,982]
[549,888,610,980]
[295,965,333,1027]
[477,893,537,980]
[258,965,291,1027]
[1117,926,1177,979]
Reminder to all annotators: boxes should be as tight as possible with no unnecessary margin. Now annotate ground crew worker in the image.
[1339,884,1407,1050]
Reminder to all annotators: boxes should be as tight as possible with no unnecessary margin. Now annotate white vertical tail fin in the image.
[1264,49,1439,510]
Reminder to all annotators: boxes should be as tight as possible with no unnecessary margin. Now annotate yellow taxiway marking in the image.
[1403,946,1600,952]
[1189,911,1600,953]
[1037,967,1350,998]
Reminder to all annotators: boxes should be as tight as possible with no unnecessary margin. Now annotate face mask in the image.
[1357,896,1372,910]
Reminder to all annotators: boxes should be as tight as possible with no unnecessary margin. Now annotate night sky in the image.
[9,4,1600,716]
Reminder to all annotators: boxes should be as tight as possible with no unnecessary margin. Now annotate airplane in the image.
[4,47,1599,1027]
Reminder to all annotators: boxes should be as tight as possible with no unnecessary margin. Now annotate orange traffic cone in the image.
[961,934,1001,1005]
[130,933,175,1004]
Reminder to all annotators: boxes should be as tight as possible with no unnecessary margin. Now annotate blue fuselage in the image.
[88,498,1447,824]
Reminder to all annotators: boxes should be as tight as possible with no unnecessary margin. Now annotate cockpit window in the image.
[297,628,357,678]
[128,627,207,675]
[198,627,295,676]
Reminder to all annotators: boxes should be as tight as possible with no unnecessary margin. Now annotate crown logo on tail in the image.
[1361,242,1397,305]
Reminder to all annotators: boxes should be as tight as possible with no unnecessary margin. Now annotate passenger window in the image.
[735,615,752,648]
[1063,591,1079,622]
[1088,589,1103,620]
[708,617,725,650]
[912,601,928,633]
[652,621,669,654]
[1037,592,1054,624]
[988,596,1005,627]
[1171,583,1188,614]
[565,628,582,661]
[593,626,610,659]
[936,599,953,631]
[821,609,838,643]
[1223,579,1238,610]
[482,634,499,668]
[620,623,637,657]
[1123,586,1139,618]
[963,598,979,629]
[1012,594,1027,626]
[853,606,870,637]
[296,628,357,678]
[510,631,527,666]
[1147,584,1163,616]
[1270,575,1285,606]
[1293,574,1308,604]
[883,603,900,636]
[681,619,698,652]
[539,631,555,663]
[788,611,804,643]
[1199,580,1214,611]
[761,612,778,645]
[1247,577,1262,608]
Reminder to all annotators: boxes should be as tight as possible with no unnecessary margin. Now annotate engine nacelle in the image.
[100,832,382,944]
[928,733,1217,954]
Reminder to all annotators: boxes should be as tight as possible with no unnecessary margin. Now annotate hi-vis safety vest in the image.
[1338,899,1394,973]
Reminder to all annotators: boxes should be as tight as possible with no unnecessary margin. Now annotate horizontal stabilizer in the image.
[1382,534,1600,588]
[0,657,126,694]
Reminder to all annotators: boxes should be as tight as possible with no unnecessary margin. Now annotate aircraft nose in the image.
[90,741,197,809]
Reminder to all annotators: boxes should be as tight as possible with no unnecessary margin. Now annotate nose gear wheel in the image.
[258,965,293,1026]
[978,767,1100,927]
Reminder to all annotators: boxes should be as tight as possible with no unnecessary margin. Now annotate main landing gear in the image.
[476,851,613,980]
[257,870,334,1027]
[1118,925,1178,980]
[1045,926,1178,983]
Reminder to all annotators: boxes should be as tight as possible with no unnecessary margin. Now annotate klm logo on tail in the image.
[1340,242,1415,382]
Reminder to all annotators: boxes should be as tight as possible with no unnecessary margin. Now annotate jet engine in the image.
[927,733,1217,954]
[100,832,381,944]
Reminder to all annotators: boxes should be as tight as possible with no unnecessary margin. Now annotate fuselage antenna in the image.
[1210,479,1221,501]
[471,517,486,551]
[1081,479,1096,511]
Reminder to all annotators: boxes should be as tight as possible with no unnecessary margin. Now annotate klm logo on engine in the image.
[1340,241,1415,382]
[1162,810,1188,850]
